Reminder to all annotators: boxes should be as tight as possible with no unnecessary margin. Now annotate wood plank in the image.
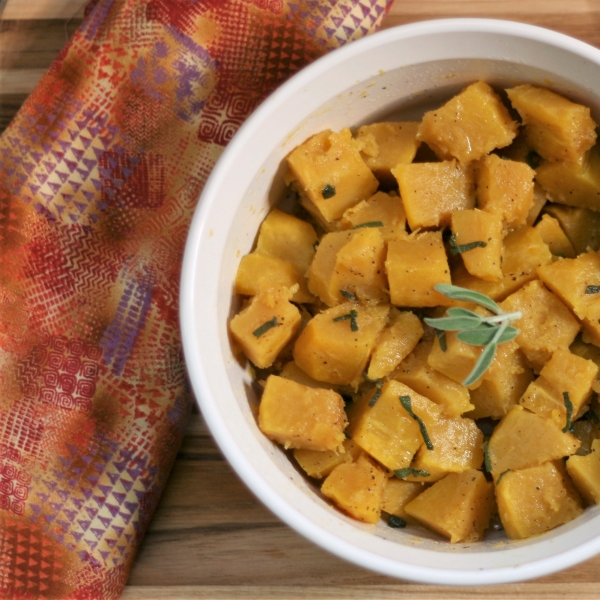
[1,0,87,20]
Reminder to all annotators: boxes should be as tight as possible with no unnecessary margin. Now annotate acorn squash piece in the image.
[356,122,420,187]
[308,228,387,307]
[567,439,600,504]
[538,251,600,346]
[392,160,475,230]
[386,231,452,308]
[500,279,581,371]
[346,380,423,472]
[392,338,473,418]
[476,154,536,228]
[255,208,317,275]
[496,460,584,540]
[293,302,389,388]
[321,454,387,524]
[404,469,496,543]
[294,438,362,479]
[534,214,577,258]
[506,84,597,163]
[229,287,301,369]
[367,309,424,380]
[258,375,347,452]
[381,478,425,525]
[452,225,552,301]
[543,204,600,254]
[417,81,518,164]
[450,208,503,281]
[286,128,379,226]
[487,405,580,479]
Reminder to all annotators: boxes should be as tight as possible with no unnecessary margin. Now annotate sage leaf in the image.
[457,324,519,346]
[423,314,484,331]
[462,341,497,386]
[434,283,502,314]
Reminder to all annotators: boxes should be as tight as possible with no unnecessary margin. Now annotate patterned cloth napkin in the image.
[0,0,392,597]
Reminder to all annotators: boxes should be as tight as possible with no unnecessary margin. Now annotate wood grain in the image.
[3,1,600,598]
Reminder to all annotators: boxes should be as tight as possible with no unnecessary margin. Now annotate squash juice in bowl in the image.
[180,20,600,584]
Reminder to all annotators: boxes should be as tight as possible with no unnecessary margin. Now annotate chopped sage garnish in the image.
[353,221,384,229]
[586,285,600,294]
[322,184,336,199]
[362,374,384,407]
[496,470,510,485]
[399,395,434,450]
[333,309,358,332]
[424,284,522,386]
[525,150,542,169]
[483,435,493,473]
[585,409,600,424]
[448,234,488,255]
[340,289,358,301]
[388,515,407,528]
[312,240,320,251]
[563,391,574,433]
[394,466,430,479]
[252,316,278,338]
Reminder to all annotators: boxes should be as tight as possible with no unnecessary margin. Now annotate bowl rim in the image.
[180,17,600,585]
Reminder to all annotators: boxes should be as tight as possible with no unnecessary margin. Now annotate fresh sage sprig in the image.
[423,284,522,386]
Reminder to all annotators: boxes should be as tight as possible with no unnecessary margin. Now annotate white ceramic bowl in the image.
[180,19,600,585]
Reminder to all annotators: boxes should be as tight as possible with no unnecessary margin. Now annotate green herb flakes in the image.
[586,285,600,294]
[353,221,384,229]
[322,184,336,199]
[388,515,407,528]
[252,317,278,338]
[394,466,430,479]
[333,309,358,332]
[448,234,488,255]
[399,395,434,450]
[340,289,358,301]
[562,391,574,433]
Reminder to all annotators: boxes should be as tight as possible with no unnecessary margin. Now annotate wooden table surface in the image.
[3,1,600,598]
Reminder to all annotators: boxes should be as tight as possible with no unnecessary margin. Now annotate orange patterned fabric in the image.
[0,0,392,597]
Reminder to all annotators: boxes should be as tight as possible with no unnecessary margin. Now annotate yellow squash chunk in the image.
[293,302,389,388]
[392,338,473,418]
[308,228,387,307]
[567,439,600,504]
[340,191,407,242]
[506,84,597,163]
[386,231,452,307]
[367,309,424,380]
[543,204,600,254]
[496,461,584,540]
[476,154,535,228]
[468,346,534,420]
[279,360,335,390]
[404,470,496,543]
[417,81,518,164]
[381,478,425,525]
[538,252,600,346]
[500,279,581,371]
[258,375,347,451]
[286,128,379,226]
[356,121,420,187]
[452,225,552,301]
[450,208,503,281]
[534,214,577,258]
[347,380,424,471]
[294,438,362,479]
[488,405,580,479]
[321,454,387,524]
[520,348,598,428]
[255,208,317,275]
[536,144,600,212]
[229,288,301,369]
[235,253,314,303]
[570,335,600,372]
[393,160,475,230]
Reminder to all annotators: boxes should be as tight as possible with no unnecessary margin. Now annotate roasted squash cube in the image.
[381,478,424,525]
[500,279,581,371]
[488,405,580,479]
[506,84,597,163]
[543,204,600,254]
[393,160,475,230]
[404,470,496,543]
[367,309,424,380]
[476,154,535,227]
[534,214,577,258]
[321,454,387,523]
[452,225,552,301]
[293,302,389,388]
[496,460,584,540]
[286,129,379,225]
[538,252,600,346]
[417,81,518,164]
[567,438,600,504]
[386,231,452,307]
[258,375,347,451]
[526,183,549,226]
[255,208,317,275]
[450,208,503,281]
[229,288,301,369]
[294,438,362,479]
[356,122,420,187]
[308,228,387,307]
[346,380,424,471]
